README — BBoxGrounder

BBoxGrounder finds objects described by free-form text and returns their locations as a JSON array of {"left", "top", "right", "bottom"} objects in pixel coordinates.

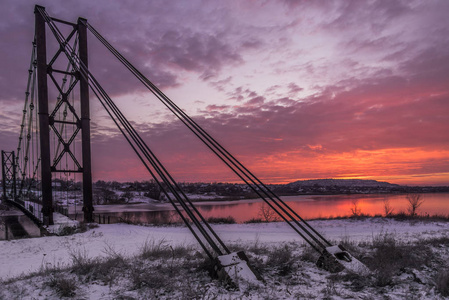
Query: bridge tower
[
  {"left": 1, "top": 151, "right": 17, "bottom": 202},
  {"left": 35, "top": 6, "right": 93, "bottom": 225}
]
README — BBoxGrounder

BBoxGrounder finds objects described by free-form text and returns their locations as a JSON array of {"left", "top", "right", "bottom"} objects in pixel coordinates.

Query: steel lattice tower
[{"left": 35, "top": 6, "right": 93, "bottom": 225}]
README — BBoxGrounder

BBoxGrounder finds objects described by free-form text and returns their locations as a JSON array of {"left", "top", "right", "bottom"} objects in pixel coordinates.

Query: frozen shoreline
[{"left": 1, "top": 217, "right": 448, "bottom": 280}]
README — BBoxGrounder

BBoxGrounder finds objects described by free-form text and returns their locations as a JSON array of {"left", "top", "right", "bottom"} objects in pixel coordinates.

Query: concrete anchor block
[
  {"left": 214, "top": 251, "right": 262, "bottom": 289},
  {"left": 316, "top": 244, "right": 370, "bottom": 275}
]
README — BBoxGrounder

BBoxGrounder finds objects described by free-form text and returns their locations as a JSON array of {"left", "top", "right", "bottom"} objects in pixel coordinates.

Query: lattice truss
[
  {"left": 46, "top": 23, "right": 83, "bottom": 173},
  {"left": 1, "top": 151, "right": 16, "bottom": 200},
  {"left": 15, "top": 20, "right": 84, "bottom": 201}
]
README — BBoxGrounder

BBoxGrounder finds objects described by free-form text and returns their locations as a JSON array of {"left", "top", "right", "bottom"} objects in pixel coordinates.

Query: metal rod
[
  {"left": 52, "top": 120, "right": 78, "bottom": 125},
  {"left": 51, "top": 169, "right": 83, "bottom": 173},
  {"left": 49, "top": 69, "right": 76, "bottom": 76},
  {"left": 11, "top": 151, "right": 17, "bottom": 200},
  {"left": 88, "top": 23, "right": 327, "bottom": 250},
  {"left": 1, "top": 151, "right": 7, "bottom": 200},
  {"left": 50, "top": 17, "right": 77, "bottom": 27}
]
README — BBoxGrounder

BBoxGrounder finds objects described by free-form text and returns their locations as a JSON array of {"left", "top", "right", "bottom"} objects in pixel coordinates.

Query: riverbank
[
  {"left": 1, "top": 217, "right": 449, "bottom": 299},
  {"left": 63, "top": 192, "right": 449, "bottom": 224}
]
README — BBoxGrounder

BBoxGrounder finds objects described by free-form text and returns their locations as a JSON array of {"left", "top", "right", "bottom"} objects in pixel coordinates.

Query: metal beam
[
  {"left": 2, "top": 151, "right": 18, "bottom": 202},
  {"left": 35, "top": 5, "right": 53, "bottom": 225},
  {"left": 11, "top": 151, "right": 17, "bottom": 200},
  {"left": 78, "top": 17, "right": 94, "bottom": 222},
  {"left": 1, "top": 151, "right": 7, "bottom": 200}
]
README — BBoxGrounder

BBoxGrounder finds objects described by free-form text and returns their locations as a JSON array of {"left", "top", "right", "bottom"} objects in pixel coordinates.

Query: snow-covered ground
[{"left": 1, "top": 218, "right": 449, "bottom": 299}]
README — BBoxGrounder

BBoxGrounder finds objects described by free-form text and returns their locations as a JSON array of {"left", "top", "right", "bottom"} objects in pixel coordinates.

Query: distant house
[{"left": 121, "top": 184, "right": 133, "bottom": 191}]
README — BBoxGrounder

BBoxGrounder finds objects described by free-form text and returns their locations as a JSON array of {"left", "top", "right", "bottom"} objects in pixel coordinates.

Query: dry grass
[
  {"left": 46, "top": 275, "right": 77, "bottom": 297},
  {"left": 244, "top": 217, "right": 265, "bottom": 223},
  {"left": 435, "top": 268, "right": 449, "bottom": 296},
  {"left": 363, "top": 232, "right": 433, "bottom": 286},
  {"left": 1, "top": 230, "right": 449, "bottom": 299},
  {"left": 206, "top": 216, "right": 236, "bottom": 224}
]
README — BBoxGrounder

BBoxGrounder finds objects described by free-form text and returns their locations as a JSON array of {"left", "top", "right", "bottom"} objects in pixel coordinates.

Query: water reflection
[
  {"left": 74, "top": 193, "right": 449, "bottom": 224},
  {"left": 71, "top": 210, "right": 183, "bottom": 225},
  {"left": 2, "top": 193, "right": 448, "bottom": 238}
]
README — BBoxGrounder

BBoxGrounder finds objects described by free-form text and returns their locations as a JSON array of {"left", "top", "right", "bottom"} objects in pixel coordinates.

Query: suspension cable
[
  {"left": 17, "top": 41, "right": 37, "bottom": 198},
  {"left": 35, "top": 6, "right": 334, "bottom": 254},
  {"left": 84, "top": 23, "right": 325, "bottom": 251},
  {"left": 86, "top": 22, "right": 331, "bottom": 251},
  {"left": 35, "top": 6, "right": 230, "bottom": 258}
]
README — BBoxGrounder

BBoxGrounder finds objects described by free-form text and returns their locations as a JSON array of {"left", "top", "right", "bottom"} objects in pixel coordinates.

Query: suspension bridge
[{"left": 1, "top": 5, "right": 368, "bottom": 284}]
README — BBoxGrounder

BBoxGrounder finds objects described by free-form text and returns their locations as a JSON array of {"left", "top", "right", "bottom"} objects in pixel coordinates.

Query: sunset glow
[{"left": 1, "top": 1, "right": 448, "bottom": 185}]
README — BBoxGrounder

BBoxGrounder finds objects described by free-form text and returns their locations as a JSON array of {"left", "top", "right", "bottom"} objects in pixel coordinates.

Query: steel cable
[
  {"left": 87, "top": 22, "right": 331, "bottom": 251},
  {"left": 36, "top": 6, "right": 229, "bottom": 257}
]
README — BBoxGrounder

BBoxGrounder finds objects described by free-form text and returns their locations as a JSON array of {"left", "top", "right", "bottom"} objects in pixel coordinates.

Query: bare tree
[
  {"left": 99, "top": 188, "right": 118, "bottom": 204},
  {"left": 350, "top": 199, "right": 362, "bottom": 216},
  {"left": 258, "top": 203, "right": 279, "bottom": 222},
  {"left": 406, "top": 194, "right": 424, "bottom": 217},
  {"left": 383, "top": 198, "right": 394, "bottom": 217},
  {"left": 121, "top": 191, "right": 134, "bottom": 203},
  {"left": 144, "top": 180, "right": 162, "bottom": 200}
]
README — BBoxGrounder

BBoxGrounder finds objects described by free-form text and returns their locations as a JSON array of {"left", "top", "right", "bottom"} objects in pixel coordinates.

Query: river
[
  {"left": 69, "top": 192, "right": 449, "bottom": 224},
  {"left": 1, "top": 192, "right": 448, "bottom": 239}
]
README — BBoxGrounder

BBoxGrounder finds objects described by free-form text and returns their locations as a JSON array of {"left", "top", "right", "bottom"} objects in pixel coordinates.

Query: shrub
[
  {"left": 57, "top": 225, "right": 77, "bottom": 236},
  {"left": 368, "top": 232, "right": 434, "bottom": 286},
  {"left": 423, "top": 236, "right": 449, "bottom": 247},
  {"left": 383, "top": 198, "right": 394, "bottom": 216},
  {"left": 69, "top": 246, "right": 129, "bottom": 285},
  {"left": 246, "top": 235, "right": 270, "bottom": 255},
  {"left": 258, "top": 203, "right": 280, "bottom": 222},
  {"left": 350, "top": 199, "right": 362, "bottom": 217},
  {"left": 266, "top": 244, "right": 296, "bottom": 275},
  {"left": 244, "top": 218, "right": 264, "bottom": 224},
  {"left": 139, "top": 239, "right": 173, "bottom": 260},
  {"left": 92, "top": 256, "right": 127, "bottom": 285},
  {"left": 339, "top": 236, "right": 360, "bottom": 255},
  {"left": 206, "top": 216, "right": 236, "bottom": 224},
  {"left": 390, "top": 211, "right": 410, "bottom": 221},
  {"left": 267, "top": 244, "right": 292, "bottom": 264},
  {"left": 321, "top": 279, "right": 341, "bottom": 298},
  {"left": 348, "top": 212, "right": 371, "bottom": 220},
  {"left": 406, "top": 194, "right": 424, "bottom": 217},
  {"left": 69, "top": 248, "right": 98, "bottom": 276},
  {"left": 369, "top": 233, "right": 403, "bottom": 286},
  {"left": 47, "top": 275, "right": 77, "bottom": 297},
  {"left": 77, "top": 222, "right": 99, "bottom": 233},
  {"left": 435, "top": 268, "right": 449, "bottom": 296},
  {"left": 300, "top": 245, "right": 319, "bottom": 263},
  {"left": 129, "top": 263, "right": 169, "bottom": 290}
]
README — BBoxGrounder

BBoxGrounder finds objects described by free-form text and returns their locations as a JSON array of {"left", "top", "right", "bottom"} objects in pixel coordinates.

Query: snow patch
[{"left": 45, "top": 212, "right": 79, "bottom": 235}]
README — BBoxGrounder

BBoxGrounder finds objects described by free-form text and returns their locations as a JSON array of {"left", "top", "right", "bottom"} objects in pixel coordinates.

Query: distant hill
[{"left": 288, "top": 179, "right": 399, "bottom": 188}]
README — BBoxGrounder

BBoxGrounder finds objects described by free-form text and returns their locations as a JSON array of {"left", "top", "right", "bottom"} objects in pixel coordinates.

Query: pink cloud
[{"left": 1, "top": 1, "right": 448, "bottom": 185}]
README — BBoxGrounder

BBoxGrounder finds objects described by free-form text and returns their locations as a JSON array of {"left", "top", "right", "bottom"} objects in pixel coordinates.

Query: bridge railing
[
  {"left": 54, "top": 203, "right": 69, "bottom": 217},
  {"left": 93, "top": 213, "right": 111, "bottom": 224}
]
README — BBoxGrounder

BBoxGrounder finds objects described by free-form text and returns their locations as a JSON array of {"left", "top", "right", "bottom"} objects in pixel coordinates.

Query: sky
[{"left": 0, "top": 0, "right": 448, "bottom": 186}]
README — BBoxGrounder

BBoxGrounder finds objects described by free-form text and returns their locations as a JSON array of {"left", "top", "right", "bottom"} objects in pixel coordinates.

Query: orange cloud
[{"left": 246, "top": 147, "right": 449, "bottom": 185}]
